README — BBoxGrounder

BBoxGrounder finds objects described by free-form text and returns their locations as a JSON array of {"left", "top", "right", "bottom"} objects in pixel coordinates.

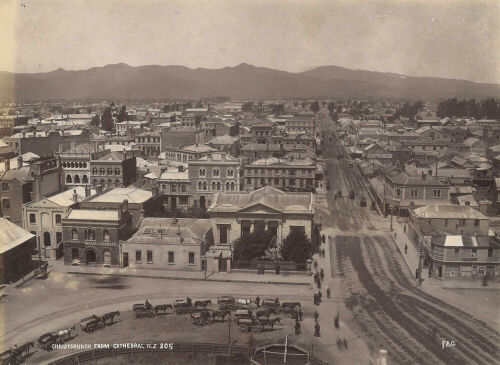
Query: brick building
[{"left": 90, "top": 151, "right": 137, "bottom": 189}]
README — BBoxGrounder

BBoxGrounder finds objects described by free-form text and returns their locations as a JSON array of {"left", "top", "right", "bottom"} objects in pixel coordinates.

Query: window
[
  {"left": 85, "top": 229, "right": 95, "bottom": 240},
  {"left": 454, "top": 248, "right": 460, "bottom": 257},
  {"left": 410, "top": 189, "right": 418, "bottom": 198},
  {"left": 212, "top": 181, "right": 216, "bottom": 190},
  {"left": 471, "top": 248, "right": 477, "bottom": 257},
  {"left": 66, "top": 174, "right": 72, "bottom": 184},
  {"left": 100, "top": 168, "right": 105, "bottom": 175},
  {"left": 488, "top": 248, "right": 493, "bottom": 258},
  {"left": 225, "top": 182, "right": 230, "bottom": 191},
  {"left": 433, "top": 190, "right": 441, "bottom": 198},
  {"left": 55, "top": 214, "right": 61, "bottom": 224},
  {"left": 168, "top": 251, "right": 175, "bottom": 264},
  {"left": 29, "top": 213, "right": 36, "bottom": 224},
  {"left": 459, "top": 219, "right": 466, "bottom": 227},
  {"left": 82, "top": 175, "right": 88, "bottom": 184},
  {"left": 103, "top": 250, "right": 111, "bottom": 264},
  {"left": 147, "top": 250, "right": 153, "bottom": 263},
  {"left": 217, "top": 182, "right": 221, "bottom": 191},
  {"left": 219, "top": 226, "right": 228, "bottom": 244},
  {"left": 136, "top": 250, "right": 142, "bottom": 262},
  {"left": 107, "top": 168, "right": 113, "bottom": 175},
  {"left": 181, "top": 184, "right": 186, "bottom": 192},
  {"left": 72, "top": 229, "right": 78, "bottom": 240},
  {"left": 247, "top": 178, "right": 251, "bottom": 184},
  {"left": 92, "top": 168, "right": 98, "bottom": 175},
  {"left": 1, "top": 182, "right": 8, "bottom": 192},
  {"left": 474, "top": 219, "right": 480, "bottom": 227},
  {"left": 2, "top": 199, "right": 9, "bottom": 209},
  {"left": 213, "top": 168, "right": 220, "bottom": 177},
  {"left": 395, "top": 188, "right": 401, "bottom": 198},
  {"left": 189, "top": 252, "right": 195, "bottom": 265},
  {"left": 444, "top": 219, "right": 448, "bottom": 227},
  {"left": 103, "top": 230, "right": 110, "bottom": 241},
  {"left": 227, "top": 169, "right": 234, "bottom": 177},
  {"left": 198, "top": 181, "right": 202, "bottom": 190},
  {"left": 171, "top": 184, "right": 176, "bottom": 193},
  {"left": 74, "top": 175, "right": 80, "bottom": 184},
  {"left": 115, "top": 168, "right": 120, "bottom": 175},
  {"left": 199, "top": 168, "right": 206, "bottom": 177}
]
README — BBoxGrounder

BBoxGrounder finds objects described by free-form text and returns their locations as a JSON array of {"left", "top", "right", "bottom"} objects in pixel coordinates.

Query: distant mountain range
[{"left": 1, "top": 63, "right": 499, "bottom": 101}]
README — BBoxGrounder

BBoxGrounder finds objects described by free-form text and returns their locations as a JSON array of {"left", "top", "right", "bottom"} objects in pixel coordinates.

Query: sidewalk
[
  {"left": 390, "top": 224, "right": 422, "bottom": 279},
  {"left": 43, "top": 260, "right": 311, "bottom": 286}
]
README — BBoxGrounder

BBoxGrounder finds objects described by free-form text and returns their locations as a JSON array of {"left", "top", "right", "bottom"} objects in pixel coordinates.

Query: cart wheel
[{"left": 239, "top": 325, "right": 248, "bottom": 333}]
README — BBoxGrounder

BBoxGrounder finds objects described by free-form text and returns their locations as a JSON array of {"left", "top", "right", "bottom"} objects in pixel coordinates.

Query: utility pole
[
  {"left": 227, "top": 315, "right": 232, "bottom": 345},
  {"left": 37, "top": 235, "right": 42, "bottom": 270},
  {"left": 417, "top": 237, "right": 424, "bottom": 286},
  {"left": 390, "top": 203, "right": 393, "bottom": 231}
]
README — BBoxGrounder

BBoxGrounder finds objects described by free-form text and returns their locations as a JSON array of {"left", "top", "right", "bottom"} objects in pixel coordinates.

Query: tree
[
  {"left": 310, "top": 101, "right": 320, "bottom": 113},
  {"left": 101, "top": 107, "right": 114, "bottom": 131},
  {"left": 117, "top": 105, "right": 127, "bottom": 123},
  {"left": 233, "top": 226, "right": 274, "bottom": 262},
  {"left": 91, "top": 114, "right": 101, "bottom": 127},
  {"left": 281, "top": 229, "right": 312, "bottom": 264}
]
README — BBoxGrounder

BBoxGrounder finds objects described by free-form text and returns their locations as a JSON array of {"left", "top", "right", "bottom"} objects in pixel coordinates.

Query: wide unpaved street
[{"left": 318, "top": 125, "right": 500, "bottom": 364}]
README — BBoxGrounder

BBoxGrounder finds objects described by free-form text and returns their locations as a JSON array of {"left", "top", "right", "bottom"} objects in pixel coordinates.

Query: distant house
[{"left": 0, "top": 218, "right": 36, "bottom": 284}]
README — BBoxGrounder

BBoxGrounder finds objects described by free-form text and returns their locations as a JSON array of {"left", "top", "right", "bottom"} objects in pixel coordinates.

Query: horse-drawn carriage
[
  {"left": 191, "top": 310, "right": 212, "bottom": 327},
  {"left": 1, "top": 341, "right": 34, "bottom": 363},
  {"left": 38, "top": 333, "right": 62, "bottom": 351},
  {"left": 217, "top": 296, "right": 236, "bottom": 311},
  {"left": 173, "top": 298, "right": 193, "bottom": 315},
  {"left": 34, "top": 262, "right": 48, "bottom": 279},
  {"left": 257, "top": 317, "right": 281, "bottom": 331},
  {"left": 133, "top": 304, "right": 155, "bottom": 318},
  {"left": 281, "top": 302, "right": 301, "bottom": 314},
  {"left": 80, "top": 315, "right": 104, "bottom": 332},
  {"left": 236, "top": 317, "right": 262, "bottom": 333},
  {"left": 210, "top": 309, "right": 231, "bottom": 323},
  {"left": 261, "top": 299, "right": 281, "bottom": 314},
  {"left": 193, "top": 299, "right": 212, "bottom": 311},
  {"left": 154, "top": 304, "right": 173, "bottom": 315},
  {"left": 234, "top": 309, "right": 253, "bottom": 320}
]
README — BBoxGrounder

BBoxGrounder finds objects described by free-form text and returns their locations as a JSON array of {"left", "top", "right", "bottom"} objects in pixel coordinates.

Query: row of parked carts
[{"left": 132, "top": 296, "right": 302, "bottom": 334}]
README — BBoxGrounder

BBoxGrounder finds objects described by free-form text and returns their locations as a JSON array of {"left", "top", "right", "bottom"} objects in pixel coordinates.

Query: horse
[
  {"left": 102, "top": 311, "right": 120, "bottom": 325},
  {"left": 11, "top": 341, "right": 34, "bottom": 359},
  {"left": 256, "top": 310, "right": 271, "bottom": 319},
  {"left": 194, "top": 299, "right": 212, "bottom": 309},
  {"left": 154, "top": 304, "right": 172, "bottom": 315},
  {"left": 58, "top": 326, "right": 76, "bottom": 341}
]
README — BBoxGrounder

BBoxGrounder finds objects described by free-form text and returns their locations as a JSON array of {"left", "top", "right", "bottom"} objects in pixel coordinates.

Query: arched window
[
  {"left": 103, "top": 230, "right": 110, "bottom": 242},
  {"left": 181, "top": 184, "right": 186, "bottom": 192},
  {"left": 83, "top": 162, "right": 87, "bottom": 168},
  {"left": 107, "top": 168, "right": 113, "bottom": 175},
  {"left": 115, "top": 168, "right": 120, "bottom": 175},
  {"left": 199, "top": 168, "right": 206, "bottom": 177},
  {"left": 213, "top": 168, "right": 220, "bottom": 177},
  {"left": 217, "top": 182, "right": 221, "bottom": 191},
  {"left": 198, "top": 181, "right": 202, "bottom": 190},
  {"left": 62, "top": 162, "right": 66, "bottom": 168},
  {"left": 92, "top": 168, "right": 98, "bottom": 175},
  {"left": 66, "top": 174, "right": 72, "bottom": 183},
  {"left": 231, "top": 182, "right": 235, "bottom": 191},
  {"left": 212, "top": 181, "right": 216, "bottom": 190},
  {"left": 82, "top": 175, "right": 88, "bottom": 184},
  {"left": 227, "top": 169, "right": 234, "bottom": 177},
  {"left": 100, "top": 168, "right": 105, "bottom": 175},
  {"left": 74, "top": 175, "right": 80, "bottom": 184},
  {"left": 70, "top": 162, "right": 75, "bottom": 168},
  {"left": 202, "top": 181, "right": 207, "bottom": 190},
  {"left": 55, "top": 214, "right": 61, "bottom": 224},
  {"left": 225, "top": 182, "right": 230, "bottom": 191}
]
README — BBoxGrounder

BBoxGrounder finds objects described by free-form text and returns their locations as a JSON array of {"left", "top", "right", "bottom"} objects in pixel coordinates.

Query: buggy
[
  {"left": 191, "top": 310, "right": 212, "bottom": 327},
  {"left": 217, "top": 296, "right": 236, "bottom": 310},
  {"left": 236, "top": 317, "right": 262, "bottom": 333},
  {"left": 80, "top": 315, "right": 104, "bottom": 332},
  {"left": 173, "top": 298, "right": 193, "bottom": 314},
  {"left": 37, "top": 333, "right": 61, "bottom": 351},
  {"left": 261, "top": 299, "right": 281, "bottom": 314},
  {"left": 132, "top": 304, "right": 155, "bottom": 318}
]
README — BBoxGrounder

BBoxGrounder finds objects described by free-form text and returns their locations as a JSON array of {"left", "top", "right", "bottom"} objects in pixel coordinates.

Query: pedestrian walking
[
  {"left": 334, "top": 310, "right": 340, "bottom": 329},
  {"left": 320, "top": 268, "right": 325, "bottom": 281},
  {"left": 317, "top": 280, "right": 322, "bottom": 290},
  {"left": 314, "top": 261, "right": 318, "bottom": 270},
  {"left": 326, "top": 287, "right": 331, "bottom": 299},
  {"left": 404, "top": 244, "right": 408, "bottom": 255},
  {"left": 343, "top": 338, "right": 348, "bottom": 349},
  {"left": 322, "top": 234, "right": 326, "bottom": 243},
  {"left": 314, "top": 322, "right": 321, "bottom": 337},
  {"left": 313, "top": 293, "right": 319, "bottom": 306},
  {"left": 255, "top": 296, "right": 260, "bottom": 307},
  {"left": 318, "top": 290, "right": 322, "bottom": 301},
  {"left": 314, "top": 310, "right": 319, "bottom": 322},
  {"left": 298, "top": 307, "right": 303, "bottom": 321}
]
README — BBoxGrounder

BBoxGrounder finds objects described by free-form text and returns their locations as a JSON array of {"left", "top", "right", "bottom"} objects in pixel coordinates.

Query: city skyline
[{"left": 0, "top": 0, "right": 499, "bottom": 84}]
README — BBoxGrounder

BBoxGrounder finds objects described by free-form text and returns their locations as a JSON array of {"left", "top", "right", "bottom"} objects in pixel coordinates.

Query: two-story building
[
  {"left": 158, "top": 166, "right": 191, "bottom": 212},
  {"left": 90, "top": 151, "right": 137, "bottom": 189},
  {"left": 409, "top": 204, "right": 500, "bottom": 281},
  {"left": 62, "top": 203, "right": 133, "bottom": 267},
  {"left": 134, "top": 131, "right": 161, "bottom": 157}
]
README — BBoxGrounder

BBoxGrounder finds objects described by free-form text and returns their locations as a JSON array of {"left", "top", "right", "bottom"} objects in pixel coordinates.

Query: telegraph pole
[
  {"left": 417, "top": 237, "right": 424, "bottom": 286},
  {"left": 390, "top": 204, "right": 393, "bottom": 231}
]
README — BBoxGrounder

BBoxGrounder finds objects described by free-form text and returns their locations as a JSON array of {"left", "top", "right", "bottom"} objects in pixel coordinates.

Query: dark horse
[
  {"left": 194, "top": 299, "right": 212, "bottom": 309},
  {"left": 102, "top": 311, "right": 120, "bottom": 325},
  {"left": 154, "top": 304, "right": 173, "bottom": 315}
]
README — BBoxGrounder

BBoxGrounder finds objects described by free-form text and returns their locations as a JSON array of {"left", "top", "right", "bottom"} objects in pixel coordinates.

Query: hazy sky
[{"left": 1, "top": 0, "right": 499, "bottom": 83}]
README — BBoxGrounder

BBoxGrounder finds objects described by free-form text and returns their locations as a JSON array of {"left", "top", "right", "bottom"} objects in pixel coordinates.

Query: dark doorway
[
  {"left": 200, "top": 196, "right": 206, "bottom": 210},
  {"left": 171, "top": 197, "right": 177, "bottom": 210},
  {"left": 218, "top": 258, "right": 227, "bottom": 272},
  {"left": 86, "top": 250, "right": 97, "bottom": 265},
  {"left": 44, "top": 232, "right": 51, "bottom": 247},
  {"left": 438, "top": 266, "right": 442, "bottom": 277},
  {"left": 123, "top": 253, "right": 129, "bottom": 268}
]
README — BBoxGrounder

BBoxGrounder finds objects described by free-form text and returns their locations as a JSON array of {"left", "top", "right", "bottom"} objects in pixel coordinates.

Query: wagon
[
  {"left": 261, "top": 299, "right": 281, "bottom": 314},
  {"left": 173, "top": 299, "right": 193, "bottom": 314},
  {"left": 235, "top": 298, "right": 253, "bottom": 309},
  {"left": 281, "top": 302, "right": 301, "bottom": 314},
  {"left": 191, "top": 310, "right": 212, "bottom": 327},
  {"left": 236, "top": 317, "right": 262, "bottom": 333},
  {"left": 37, "top": 333, "right": 60, "bottom": 351},
  {"left": 133, "top": 304, "right": 155, "bottom": 318},
  {"left": 80, "top": 315, "right": 104, "bottom": 332},
  {"left": 234, "top": 309, "right": 253, "bottom": 320},
  {"left": 217, "top": 296, "right": 236, "bottom": 310}
]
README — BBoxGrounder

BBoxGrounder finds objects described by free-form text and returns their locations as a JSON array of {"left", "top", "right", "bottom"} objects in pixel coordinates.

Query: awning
[{"left": 206, "top": 249, "right": 222, "bottom": 258}]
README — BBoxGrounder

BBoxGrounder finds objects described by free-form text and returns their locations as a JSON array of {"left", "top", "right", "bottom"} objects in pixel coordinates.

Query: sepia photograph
[{"left": 0, "top": 0, "right": 499, "bottom": 364}]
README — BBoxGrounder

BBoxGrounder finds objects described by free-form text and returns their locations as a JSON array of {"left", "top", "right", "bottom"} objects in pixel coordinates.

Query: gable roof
[
  {"left": 413, "top": 204, "right": 487, "bottom": 220},
  {"left": 0, "top": 218, "right": 34, "bottom": 254}
]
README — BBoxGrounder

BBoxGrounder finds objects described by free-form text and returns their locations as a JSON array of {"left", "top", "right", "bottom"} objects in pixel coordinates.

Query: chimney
[
  {"left": 72, "top": 189, "right": 78, "bottom": 204},
  {"left": 17, "top": 156, "right": 23, "bottom": 169},
  {"left": 122, "top": 199, "right": 129, "bottom": 213},
  {"left": 85, "top": 185, "right": 91, "bottom": 197}
]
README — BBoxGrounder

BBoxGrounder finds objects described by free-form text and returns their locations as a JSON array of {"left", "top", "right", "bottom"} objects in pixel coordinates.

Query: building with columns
[{"left": 206, "top": 186, "right": 315, "bottom": 272}]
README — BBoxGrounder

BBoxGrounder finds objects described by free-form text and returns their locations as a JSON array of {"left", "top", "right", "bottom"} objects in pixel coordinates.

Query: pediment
[{"left": 238, "top": 202, "right": 281, "bottom": 214}]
